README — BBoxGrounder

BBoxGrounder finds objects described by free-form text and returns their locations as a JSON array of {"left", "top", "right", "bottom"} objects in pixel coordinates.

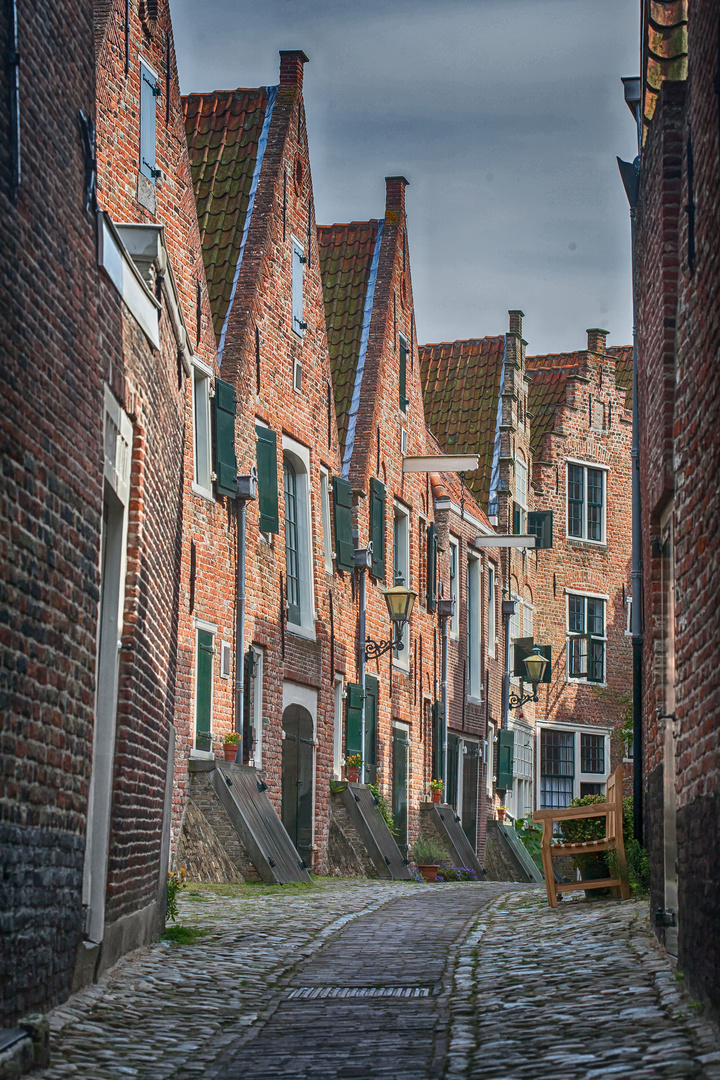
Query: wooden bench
[{"left": 533, "top": 765, "right": 631, "bottom": 908}]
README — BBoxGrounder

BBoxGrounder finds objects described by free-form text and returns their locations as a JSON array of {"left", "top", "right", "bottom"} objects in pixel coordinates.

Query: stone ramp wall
[{"left": 175, "top": 772, "right": 260, "bottom": 883}]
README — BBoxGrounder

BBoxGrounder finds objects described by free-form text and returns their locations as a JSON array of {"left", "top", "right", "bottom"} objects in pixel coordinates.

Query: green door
[
  {"left": 364, "top": 676, "right": 378, "bottom": 784},
  {"left": 392, "top": 726, "right": 409, "bottom": 852},
  {"left": 281, "top": 704, "right": 314, "bottom": 862},
  {"left": 447, "top": 733, "right": 460, "bottom": 811},
  {"left": 461, "top": 742, "right": 480, "bottom": 849},
  {"left": 195, "top": 630, "right": 213, "bottom": 752}
]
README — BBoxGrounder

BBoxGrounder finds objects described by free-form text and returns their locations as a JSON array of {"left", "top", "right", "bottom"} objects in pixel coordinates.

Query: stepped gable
[
  {"left": 419, "top": 336, "right": 505, "bottom": 512},
  {"left": 525, "top": 343, "right": 633, "bottom": 459},
  {"left": 317, "top": 220, "right": 379, "bottom": 457},
  {"left": 183, "top": 87, "right": 270, "bottom": 339}
]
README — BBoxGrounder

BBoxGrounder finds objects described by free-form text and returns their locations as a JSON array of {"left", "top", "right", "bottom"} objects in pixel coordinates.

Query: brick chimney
[
  {"left": 587, "top": 328, "right": 609, "bottom": 353},
  {"left": 279, "top": 50, "right": 309, "bottom": 90},
  {"left": 508, "top": 310, "right": 524, "bottom": 337},
  {"left": 385, "top": 176, "right": 409, "bottom": 216}
]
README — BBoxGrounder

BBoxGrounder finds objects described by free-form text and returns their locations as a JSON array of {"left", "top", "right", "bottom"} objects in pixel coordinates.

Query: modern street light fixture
[{"left": 508, "top": 646, "right": 549, "bottom": 710}]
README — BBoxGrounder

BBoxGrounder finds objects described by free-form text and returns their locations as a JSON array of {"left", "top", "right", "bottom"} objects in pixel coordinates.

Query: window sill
[
  {"left": 467, "top": 695, "right": 483, "bottom": 706},
  {"left": 286, "top": 621, "right": 317, "bottom": 643},
  {"left": 566, "top": 678, "right": 607, "bottom": 688},
  {"left": 566, "top": 536, "right": 607, "bottom": 549},
  {"left": 192, "top": 482, "right": 215, "bottom": 503},
  {"left": 190, "top": 748, "right": 215, "bottom": 760}
]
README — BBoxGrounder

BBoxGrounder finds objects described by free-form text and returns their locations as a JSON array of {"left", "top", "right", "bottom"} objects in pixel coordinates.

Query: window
[
  {"left": 511, "top": 723, "right": 534, "bottom": 819},
  {"left": 246, "top": 646, "right": 264, "bottom": 768},
  {"left": 567, "top": 593, "right": 606, "bottom": 683},
  {"left": 193, "top": 364, "right": 212, "bottom": 497},
  {"left": 467, "top": 555, "right": 481, "bottom": 699},
  {"left": 284, "top": 459, "right": 301, "bottom": 624},
  {"left": 195, "top": 626, "right": 215, "bottom": 753},
  {"left": 282, "top": 438, "right": 314, "bottom": 632},
  {"left": 449, "top": 537, "right": 459, "bottom": 638},
  {"left": 393, "top": 504, "right": 410, "bottom": 663},
  {"left": 320, "top": 469, "right": 333, "bottom": 574},
  {"left": 219, "top": 641, "right": 232, "bottom": 679},
  {"left": 567, "top": 462, "right": 606, "bottom": 542},
  {"left": 523, "top": 589, "right": 533, "bottom": 637},
  {"left": 513, "top": 457, "right": 527, "bottom": 534},
  {"left": 581, "top": 732, "right": 605, "bottom": 774},
  {"left": 140, "top": 60, "right": 160, "bottom": 182},
  {"left": 333, "top": 677, "right": 344, "bottom": 780},
  {"left": 369, "top": 478, "right": 386, "bottom": 580},
  {"left": 540, "top": 728, "right": 574, "bottom": 808},
  {"left": 487, "top": 564, "right": 496, "bottom": 658},
  {"left": 292, "top": 237, "right": 306, "bottom": 336}
]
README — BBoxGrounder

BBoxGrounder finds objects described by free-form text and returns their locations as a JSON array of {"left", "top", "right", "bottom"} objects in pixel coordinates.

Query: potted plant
[
  {"left": 222, "top": 732, "right": 241, "bottom": 762},
  {"left": 412, "top": 835, "right": 450, "bottom": 882},
  {"left": 559, "top": 793, "right": 633, "bottom": 898},
  {"left": 429, "top": 778, "right": 444, "bottom": 804},
  {"left": 496, "top": 804, "right": 508, "bottom": 822},
  {"left": 345, "top": 754, "right": 362, "bottom": 783}
]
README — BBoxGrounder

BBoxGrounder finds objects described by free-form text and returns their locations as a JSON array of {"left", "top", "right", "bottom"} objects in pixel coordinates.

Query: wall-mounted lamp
[
  {"left": 509, "top": 646, "right": 549, "bottom": 709},
  {"left": 364, "top": 583, "right": 417, "bottom": 660}
]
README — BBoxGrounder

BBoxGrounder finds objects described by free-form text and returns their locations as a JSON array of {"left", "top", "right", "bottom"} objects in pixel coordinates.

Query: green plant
[
  {"left": 346, "top": 753, "right": 362, "bottom": 769},
  {"left": 166, "top": 868, "right": 187, "bottom": 922},
  {"left": 162, "top": 925, "right": 208, "bottom": 945},
  {"left": 367, "top": 783, "right": 396, "bottom": 836},
  {"left": 560, "top": 794, "right": 649, "bottom": 890},
  {"left": 429, "top": 779, "right": 444, "bottom": 793},
  {"left": 223, "top": 732, "right": 241, "bottom": 744},
  {"left": 514, "top": 815, "right": 544, "bottom": 872},
  {"left": 412, "top": 834, "right": 450, "bottom": 865}
]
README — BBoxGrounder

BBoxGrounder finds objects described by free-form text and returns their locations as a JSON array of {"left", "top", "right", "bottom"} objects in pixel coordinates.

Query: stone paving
[{"left": 33, "top": 880, "right": 719, "bottom": 1080}]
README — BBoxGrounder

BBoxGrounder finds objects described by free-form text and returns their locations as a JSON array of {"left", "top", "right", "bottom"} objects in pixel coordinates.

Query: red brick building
[
  {"left": 633, "top": 0, "right": 719, "bottom": 1015},
  {"left": 526, "top": 331, "right": 634, "bottom": 807},
  {"left": 0, "top": 0, "right": 103, "bottom": 1025}
]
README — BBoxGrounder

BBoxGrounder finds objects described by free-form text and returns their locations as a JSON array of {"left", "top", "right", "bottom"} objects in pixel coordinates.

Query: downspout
[
  {"left": 359, "top": 566, "right": 367, "bottom": 785},
  {"left": 441, "top": 613, "right": 449, "bottom": 795},
  {"left": 235, "top": 470, "right": 258, "bottom": 763}
]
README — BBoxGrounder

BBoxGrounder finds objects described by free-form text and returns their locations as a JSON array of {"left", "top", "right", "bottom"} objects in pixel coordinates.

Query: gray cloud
[{"left": 172, "top": 0, "right": 638, "bottom": 354}]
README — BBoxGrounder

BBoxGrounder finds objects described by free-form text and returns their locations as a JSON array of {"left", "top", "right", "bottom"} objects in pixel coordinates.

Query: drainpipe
[
  {"left": 619, "top": 76, "right": 643, "bottom": 843},
  {"left": 235, "top": 469, "right": 257, "bottom": 764},
  {"left": 501, "top": 589, "right": 516, "bottom": 732},
  {"left": 437, "top": 598, "right": 454, "bottom": 798},
  {"left": 353, "top": 545, "right": 373, "bottom": 785}
]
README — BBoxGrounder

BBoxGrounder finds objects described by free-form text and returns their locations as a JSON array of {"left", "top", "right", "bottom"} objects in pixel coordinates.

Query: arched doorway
[{"left": 281, "top": 704, "right": 314, "bottom": 863}]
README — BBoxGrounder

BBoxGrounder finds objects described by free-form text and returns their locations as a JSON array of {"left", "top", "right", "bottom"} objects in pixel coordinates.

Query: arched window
[{"left": 284, "top": 457, "right": 300, "bottom": 624}]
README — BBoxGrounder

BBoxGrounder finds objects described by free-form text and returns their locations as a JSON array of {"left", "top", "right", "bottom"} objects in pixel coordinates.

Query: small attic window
[{"left": 295, "top": 159, "right": 303, "bottom": 192}]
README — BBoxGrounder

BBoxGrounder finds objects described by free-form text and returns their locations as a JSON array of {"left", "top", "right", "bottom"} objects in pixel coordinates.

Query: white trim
[
  {"left": 282, "top": 434, "right": 316, "bottom": 631},
  {"left": 403, "top": 454, "right": 479, "bottom": 473},
  {"left": 219, "top": 640, "right": 232, "bottom": 679},
  {"left": 563, "top": 587, "right": 610, "bottom": 601},
  {"left": 192, "top": 365, "right": 213, "bottom": 500},
  {"left": 448, "top": 535, "right": 460, "bottom": 639},
  {"left": 98, "top": 212, "right": 160, "bottom": 348},
  {"left": 191, "top": 355, "right": 213, "bottom": 378},
  {"left": 194, "top": 617, "right": 217, "bottom": 633},
  {"left": 248, "top": 646, "right": 264, "bottom": 768},
  {"left": 393, "top": 501, "right": 411, "bottom": 669},
  {"left": 333, "top": 676, "right": 345, "bottom": 780},
  {"left": 282, "top": 681, "right": 318, "bottom": 717},
  {"left": 566, "top": 461, "right": 607, "bottom": 545},
  {"left": 320, "top": 467, "right": 333, "bottom": 575},
  {"left": 138, "top": 54, "right": 159, "bottom": 79},
  {"left": 433, "top": 497, "right": 494, "bottom": 535},
  {"left": 565, "top": 456, "right": 610, "bottom": 471},
  {"left": 536, "top": 721, "right": 612, "bottom": 805}
]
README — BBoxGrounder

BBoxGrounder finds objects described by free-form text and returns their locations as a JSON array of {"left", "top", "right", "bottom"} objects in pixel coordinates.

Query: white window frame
[
  {"left": 536, "top": 722, "right": 611, "bottom": 807},
  {"left": 320, "top": 467, "right": 333, "bottom": 575},
  {"left": 248, "top": 646, "right": 264, "bottom": 768},
  {"left": 192, "top": 359, "right": 214, "bottom": 500},
  {"left": 449, "top": 536, "right": 460, "bottom": 639},
  {"left": 566, "top": 591, "right": 607, "bottom": 685},
  {"left": 509, "top": 718, "right": 534, "bottom": 821},
  {"left": 514, "top": 456, "right": 527, "bottom": 533},
  {"left": 219, "top": 640, "right": 232, "bottom": 679},
  {"left": 467, "top": 553, "right": 481, "bottom": 701},
  {"left": 291, "top": 236, "right": 306, "bottom": 337},
  {"left": 139, "top": 58, "right": 159, "bottom": 183},
  {"left": 282, "top": 435, "right": 315, "bottom": 637},
  {"left": 566, "top": 458, "right": 608, "bottom": 545},
  {"left": 486, "top": 721, "right": 495, "bottom": 796},
  {"left": 393, "top": 502, "right": 411, "bottom": 669},
  {"left": 509, "top": 591, "right": 522, "bottom": 684},
  {"left": 487, "top": 563, "right": 496, "bottom": 658}
]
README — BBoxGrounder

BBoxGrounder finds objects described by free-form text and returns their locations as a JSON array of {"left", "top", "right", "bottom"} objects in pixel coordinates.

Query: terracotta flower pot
[
  {"left": 347, "top": 766, "right": 360, "bottom": 783},
  {"left": 224, "top": 744, "right": 239, "bottom": 762},
  {"left": 497, "top": 809, "right": 506, "bottom": 822},
  {"left": 431, "top": 791, "right": 442, "bottom": 804},
  {"left": 418, "top": 864, "right": 439, "bottom": 883}
]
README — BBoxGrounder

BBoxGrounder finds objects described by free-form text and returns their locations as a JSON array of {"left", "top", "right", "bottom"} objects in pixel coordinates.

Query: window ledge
[
  {"left": 566, "top": 537, "right": 607, "bottom": 549},
  {"left": 286, "top": 621, "right": 317, "bottom": 643},
  {"left": 467, "top": 695, "right": 483, "bottom": 706},
  {"left": 566, "top": 678, "right": 607, "bottom": 687},
  {"left": 190, "top": 749, "right": 215, "bottom": 760},
  {"left": 191, "top": 482, "right": 215, "bottom": 502}
]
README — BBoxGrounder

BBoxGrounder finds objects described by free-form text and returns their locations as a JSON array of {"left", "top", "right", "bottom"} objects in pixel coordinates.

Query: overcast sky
[{"left": 172, "top": 0, "right": 640, "bottom": 356}]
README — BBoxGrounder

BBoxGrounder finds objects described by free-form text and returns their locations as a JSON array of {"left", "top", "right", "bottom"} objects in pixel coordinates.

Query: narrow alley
[{"left": 35, "top": 882, "right": 720, "bottom": 1080}]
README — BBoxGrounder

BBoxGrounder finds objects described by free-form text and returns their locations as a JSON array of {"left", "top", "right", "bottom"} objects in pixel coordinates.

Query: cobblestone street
[{"left": 32, "top": 880, "right": 719, "bottom": 1080}]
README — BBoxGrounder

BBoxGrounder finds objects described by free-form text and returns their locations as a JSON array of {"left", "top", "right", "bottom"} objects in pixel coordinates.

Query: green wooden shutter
[
  {"left": 513, "top": 501, "right": 522, "bottom": 535},
  {"left": 496, "top": 728, "right": 515, "bottom": 791},
  {"left": 346, "top": 682, "right": 363, "bottom": 758},
  {"left": 399, "top": 336, "right": 408, "bottom": 411},
  {"left": 332, "top": 476, "right": 354, "bottom": 570},
  {"left": 369, "top": 478, "right": 386, "bottom": 580},
  {"left": 214, "top": 378, "right": 237, "bottom": 497},
  {"left": 255, "top": 425, "right": 279, "bottom": 533},
  {"left": 538, "top": 644, "right": 552, "bottom": 683},
  {"left": 426, "top": 522, "right": 437, "bottom": 612},
  {"left": 528, "top": 510, "right": 553, "bottom": 549},
  {"left": 364, "top": 676, "right": 378, "bottom": 783},
  {"left": 195, "top": 630, "right": 213, "bottom": 752}
]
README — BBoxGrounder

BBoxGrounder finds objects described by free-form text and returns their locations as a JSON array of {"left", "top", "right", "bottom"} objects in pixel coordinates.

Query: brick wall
[
  {"left": 636, "top": 0, "right": 720, "bottom": 1015},
  {"left": 0, "top": 0, "right": 103, "bottom": 1024}
]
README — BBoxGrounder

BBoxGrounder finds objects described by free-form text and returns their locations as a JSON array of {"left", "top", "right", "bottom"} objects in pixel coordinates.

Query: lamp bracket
[
  {"left": 365, "top": 635, "right": 403, "bottom": 661},
  {"left": 509, "top": 688, "right": 539, "bottom": 710}
]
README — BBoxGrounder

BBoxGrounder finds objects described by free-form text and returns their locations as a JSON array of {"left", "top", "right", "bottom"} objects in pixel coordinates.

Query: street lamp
[
  {"left": 364, "top": 583, "right": 417, "bottom": 660},
  {"left": 508, "top": 646, "right": 549, "bottom": 710}
]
